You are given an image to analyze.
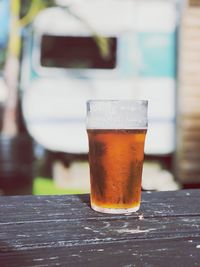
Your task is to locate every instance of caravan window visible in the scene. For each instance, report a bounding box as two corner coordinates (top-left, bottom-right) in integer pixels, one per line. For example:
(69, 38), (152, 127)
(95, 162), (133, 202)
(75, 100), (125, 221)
(40, 35), (117, 69)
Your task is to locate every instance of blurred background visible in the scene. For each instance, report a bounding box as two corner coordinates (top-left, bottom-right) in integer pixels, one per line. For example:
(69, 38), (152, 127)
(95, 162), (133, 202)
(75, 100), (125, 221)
(0, 0), (199, 196)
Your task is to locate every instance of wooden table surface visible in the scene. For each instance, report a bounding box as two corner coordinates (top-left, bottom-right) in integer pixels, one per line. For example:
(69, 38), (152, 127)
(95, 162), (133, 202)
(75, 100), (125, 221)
(0, 189), (200, 267)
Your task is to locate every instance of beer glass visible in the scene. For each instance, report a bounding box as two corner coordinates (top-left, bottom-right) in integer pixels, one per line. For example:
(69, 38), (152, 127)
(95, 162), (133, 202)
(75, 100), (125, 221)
(86, 100), (148, 214)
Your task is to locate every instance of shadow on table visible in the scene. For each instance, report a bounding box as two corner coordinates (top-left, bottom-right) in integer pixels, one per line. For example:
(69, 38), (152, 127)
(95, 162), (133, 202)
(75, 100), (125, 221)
(77, 194), (91, 209)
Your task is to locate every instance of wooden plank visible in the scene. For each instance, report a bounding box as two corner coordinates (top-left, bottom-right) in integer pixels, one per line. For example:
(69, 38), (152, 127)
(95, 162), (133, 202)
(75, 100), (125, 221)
(180, 75), (200, 84)
(181, 151), (200, 160)
(0, 191), (200, 266)
(183, 7), (200, 15)
(178, 161), (200, 171)
(189, 0), (200, 7)
(177, 172), (200, 183)
(179, 119), (200, 129)
(0, 190), (199, 219)
(182, 130), (200, 140)
(0, 237), (200, 267)
(181, 28), (200, 38)
(178, 87), (200, 97)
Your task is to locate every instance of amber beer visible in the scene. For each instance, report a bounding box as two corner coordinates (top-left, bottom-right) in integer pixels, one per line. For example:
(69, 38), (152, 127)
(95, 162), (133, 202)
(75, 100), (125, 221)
(86, 100), (148, 214)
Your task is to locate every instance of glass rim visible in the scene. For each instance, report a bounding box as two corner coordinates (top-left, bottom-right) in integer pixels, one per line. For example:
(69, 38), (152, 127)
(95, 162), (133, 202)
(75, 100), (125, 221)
(87, 99), (148, 105)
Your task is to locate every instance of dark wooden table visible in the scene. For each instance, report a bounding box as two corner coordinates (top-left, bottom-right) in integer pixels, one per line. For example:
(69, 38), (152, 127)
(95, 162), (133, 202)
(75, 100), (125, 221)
(0, 189), (200, 267)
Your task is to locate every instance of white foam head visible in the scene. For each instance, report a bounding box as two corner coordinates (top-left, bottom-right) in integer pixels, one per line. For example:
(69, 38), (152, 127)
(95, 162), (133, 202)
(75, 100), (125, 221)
(86, 100), (148, 129)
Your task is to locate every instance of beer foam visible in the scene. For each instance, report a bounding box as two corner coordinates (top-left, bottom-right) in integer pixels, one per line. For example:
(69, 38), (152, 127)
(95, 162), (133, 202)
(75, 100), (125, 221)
(86, 100), (148, 129)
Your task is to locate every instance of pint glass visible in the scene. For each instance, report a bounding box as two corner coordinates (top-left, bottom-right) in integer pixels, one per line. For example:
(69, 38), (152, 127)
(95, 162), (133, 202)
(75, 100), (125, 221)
(86, 100), (148, 214)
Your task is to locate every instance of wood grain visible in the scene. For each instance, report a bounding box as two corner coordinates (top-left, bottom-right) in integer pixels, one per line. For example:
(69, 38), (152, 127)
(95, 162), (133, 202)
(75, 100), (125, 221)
(0, 190), (200, 266)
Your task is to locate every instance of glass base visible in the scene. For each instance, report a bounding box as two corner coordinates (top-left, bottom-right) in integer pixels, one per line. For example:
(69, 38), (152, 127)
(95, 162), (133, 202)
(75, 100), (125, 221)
(91, 203), (140, 214)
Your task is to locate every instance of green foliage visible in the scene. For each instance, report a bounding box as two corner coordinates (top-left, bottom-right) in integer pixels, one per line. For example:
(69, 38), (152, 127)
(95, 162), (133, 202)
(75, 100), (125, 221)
(20, 0), (55, 19)
(0, 47), (6, 70)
